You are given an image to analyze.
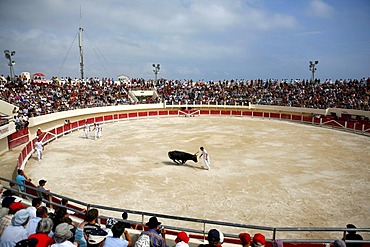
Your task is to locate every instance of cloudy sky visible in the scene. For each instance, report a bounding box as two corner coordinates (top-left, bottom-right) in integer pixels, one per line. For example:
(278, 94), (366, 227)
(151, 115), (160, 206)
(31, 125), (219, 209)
(0, 0), (369, 81)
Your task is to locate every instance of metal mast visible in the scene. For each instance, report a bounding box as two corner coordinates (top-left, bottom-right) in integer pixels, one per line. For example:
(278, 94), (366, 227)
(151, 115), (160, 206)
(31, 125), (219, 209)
(79, 5), (84, 80)
(79, 27), (84, 80)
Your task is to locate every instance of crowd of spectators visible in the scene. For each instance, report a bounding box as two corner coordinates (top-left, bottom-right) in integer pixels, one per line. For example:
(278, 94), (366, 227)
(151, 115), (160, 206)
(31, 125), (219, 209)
(0, 180), (366, 246)
(156, 78), (370, 109)
(0, 75), (369, 120)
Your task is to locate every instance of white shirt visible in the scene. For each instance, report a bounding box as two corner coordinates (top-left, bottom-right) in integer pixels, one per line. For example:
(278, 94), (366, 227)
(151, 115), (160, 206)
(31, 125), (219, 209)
(0, 225), (29, 247)
(27, 206), (37, 218)
(25, 216), (41, 235)
(35, 141), (43, 150)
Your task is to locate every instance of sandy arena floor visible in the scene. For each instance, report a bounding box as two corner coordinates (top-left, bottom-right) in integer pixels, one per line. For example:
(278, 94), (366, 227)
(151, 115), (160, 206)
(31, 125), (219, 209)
(3, 116), (370, 239)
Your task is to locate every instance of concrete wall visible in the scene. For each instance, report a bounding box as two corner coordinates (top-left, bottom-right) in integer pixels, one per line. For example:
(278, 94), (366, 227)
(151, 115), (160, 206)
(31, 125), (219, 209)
(0, 99), (17, 115)
(0, 122), (16, 155)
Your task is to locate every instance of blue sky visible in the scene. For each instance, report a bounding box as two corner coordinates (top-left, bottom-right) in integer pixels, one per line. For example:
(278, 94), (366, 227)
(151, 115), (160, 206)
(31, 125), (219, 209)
(0, 0), (369, 81)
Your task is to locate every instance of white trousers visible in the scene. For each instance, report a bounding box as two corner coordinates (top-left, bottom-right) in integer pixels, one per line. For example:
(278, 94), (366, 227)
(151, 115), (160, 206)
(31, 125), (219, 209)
(203, 158), (211, 170)
(36, 149), (43, 160)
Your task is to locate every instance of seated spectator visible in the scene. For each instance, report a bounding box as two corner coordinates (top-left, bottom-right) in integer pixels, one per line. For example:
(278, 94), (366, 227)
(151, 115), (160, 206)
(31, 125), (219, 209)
(0, 209), (31, 245)
(343, 224), (363, 247)
(51, 207), (73, 232)
(51, 222), (76, 247)
(36, 180), (49, 200)
(175, 231), (189, 247)
(238, 233), (251, 247)
(1, 189), (22, 208)
(74, 213), (88, 247)
(103, 221), (132, 247)
(27, 197), (42, 219)
(252, 233), (266, 247)
(146, 216), (166, 247)
(60, 198), (74, 215)
(199, 229), (224, 247)
(28, 217), (54, 246)
(135, 216), (166, 247)
(122, 212), (130, 227)
(0, 202), (26, 236)
(84, 208), (103, 241)
(25, 206), (49, 236)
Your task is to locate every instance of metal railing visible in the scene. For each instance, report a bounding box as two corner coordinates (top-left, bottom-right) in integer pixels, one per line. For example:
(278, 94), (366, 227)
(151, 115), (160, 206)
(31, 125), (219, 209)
(1, 177), (369, 245)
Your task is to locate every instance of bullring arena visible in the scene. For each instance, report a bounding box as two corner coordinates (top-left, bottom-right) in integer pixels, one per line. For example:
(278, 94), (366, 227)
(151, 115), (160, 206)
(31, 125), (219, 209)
(1, 106), (370, 243)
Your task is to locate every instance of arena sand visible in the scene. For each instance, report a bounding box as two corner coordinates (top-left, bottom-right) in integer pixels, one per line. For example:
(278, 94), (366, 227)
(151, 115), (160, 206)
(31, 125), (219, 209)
(2, 116), (370, 239)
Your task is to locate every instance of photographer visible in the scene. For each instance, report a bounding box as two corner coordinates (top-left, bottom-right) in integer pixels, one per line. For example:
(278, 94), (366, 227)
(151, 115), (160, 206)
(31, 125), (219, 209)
(136, 216), (166, 247)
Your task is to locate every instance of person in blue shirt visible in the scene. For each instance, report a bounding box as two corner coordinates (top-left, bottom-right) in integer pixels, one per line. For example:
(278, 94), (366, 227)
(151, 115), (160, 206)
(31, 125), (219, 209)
(103, 221), (132, 247)
(15, 169), (31, 193)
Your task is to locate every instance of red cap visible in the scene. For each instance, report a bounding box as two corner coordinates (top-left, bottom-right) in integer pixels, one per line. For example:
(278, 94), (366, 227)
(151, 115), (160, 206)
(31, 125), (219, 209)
(253, 233), (266, 245)
(9, 202), (27, 212)
(239, 233), (251, 244)
(176, 231), (189, 243)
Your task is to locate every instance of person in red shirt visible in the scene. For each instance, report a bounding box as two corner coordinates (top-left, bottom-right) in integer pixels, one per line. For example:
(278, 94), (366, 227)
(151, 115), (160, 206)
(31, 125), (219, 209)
(28, 218), (54, 247)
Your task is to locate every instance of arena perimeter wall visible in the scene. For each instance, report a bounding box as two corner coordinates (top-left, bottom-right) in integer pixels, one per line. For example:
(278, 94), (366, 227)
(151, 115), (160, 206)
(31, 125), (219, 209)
(2, 103), (370, 247)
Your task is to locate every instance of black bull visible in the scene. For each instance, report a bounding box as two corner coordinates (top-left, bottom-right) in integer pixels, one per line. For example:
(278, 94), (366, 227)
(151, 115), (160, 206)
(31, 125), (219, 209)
(168, 150), (198, 164)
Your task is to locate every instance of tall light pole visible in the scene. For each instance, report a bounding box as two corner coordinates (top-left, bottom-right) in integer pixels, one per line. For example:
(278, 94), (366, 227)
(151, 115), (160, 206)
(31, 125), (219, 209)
(4, 50), (16, 81)
(79, 27), (84, 80)
(309, 60), (318, 81)
(152, 64), (160, 82)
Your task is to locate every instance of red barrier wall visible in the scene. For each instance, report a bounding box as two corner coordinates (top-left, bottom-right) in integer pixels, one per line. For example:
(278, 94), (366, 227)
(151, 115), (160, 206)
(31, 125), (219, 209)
(149, 111), (158, 116)
(8, 128), (29, 149)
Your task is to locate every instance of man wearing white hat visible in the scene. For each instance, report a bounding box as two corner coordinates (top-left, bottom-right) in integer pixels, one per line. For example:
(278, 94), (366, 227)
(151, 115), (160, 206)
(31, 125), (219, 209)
(0, 209), (30, 246)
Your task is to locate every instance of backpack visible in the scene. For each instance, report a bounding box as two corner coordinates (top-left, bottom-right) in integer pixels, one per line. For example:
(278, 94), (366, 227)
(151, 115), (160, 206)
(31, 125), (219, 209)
(135, 231), (151, 247)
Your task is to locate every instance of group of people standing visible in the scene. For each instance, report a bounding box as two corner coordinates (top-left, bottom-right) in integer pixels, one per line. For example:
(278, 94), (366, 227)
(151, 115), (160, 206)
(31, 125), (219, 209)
(84, 121), (103, 140)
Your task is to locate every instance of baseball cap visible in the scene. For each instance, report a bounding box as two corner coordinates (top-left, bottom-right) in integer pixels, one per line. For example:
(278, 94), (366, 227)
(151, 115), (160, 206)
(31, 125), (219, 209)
(208, 229), (224, 244)
(253, 233), (266, 246)
(239, 233), (251, 244)
(176, 231), (190, 243)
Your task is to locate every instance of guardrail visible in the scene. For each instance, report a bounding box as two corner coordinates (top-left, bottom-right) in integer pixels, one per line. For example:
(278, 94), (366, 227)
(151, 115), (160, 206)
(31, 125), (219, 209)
(1, 176), (369, 246)
(6, 107), (370, 246)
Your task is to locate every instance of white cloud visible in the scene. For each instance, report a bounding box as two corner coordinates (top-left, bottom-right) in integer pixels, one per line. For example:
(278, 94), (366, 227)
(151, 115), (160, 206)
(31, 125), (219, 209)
(308, 0), (335, 18)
